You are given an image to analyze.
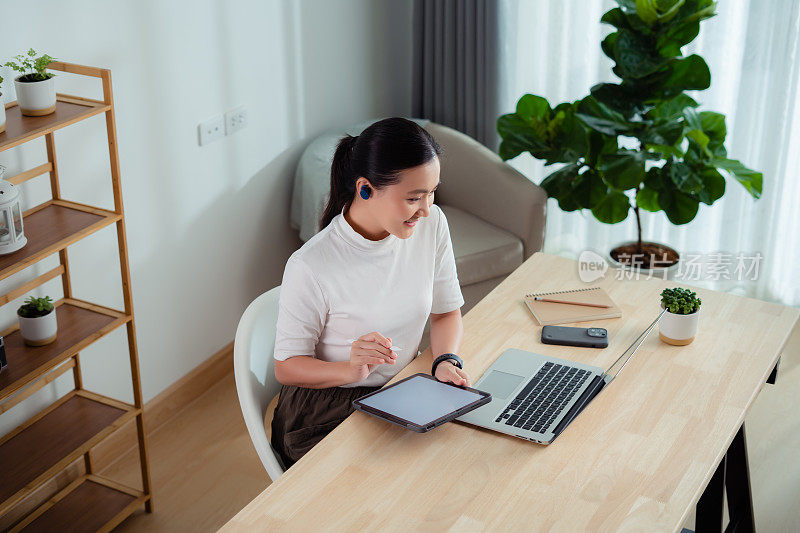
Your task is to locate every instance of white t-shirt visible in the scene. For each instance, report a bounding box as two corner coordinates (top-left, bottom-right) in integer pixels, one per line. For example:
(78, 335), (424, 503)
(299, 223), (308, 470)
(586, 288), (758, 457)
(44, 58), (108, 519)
(273, 203), (464, 387)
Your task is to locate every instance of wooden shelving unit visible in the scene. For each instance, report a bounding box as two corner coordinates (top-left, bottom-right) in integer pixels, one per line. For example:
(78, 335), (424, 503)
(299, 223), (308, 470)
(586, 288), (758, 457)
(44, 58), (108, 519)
(0, 63), (152, 530)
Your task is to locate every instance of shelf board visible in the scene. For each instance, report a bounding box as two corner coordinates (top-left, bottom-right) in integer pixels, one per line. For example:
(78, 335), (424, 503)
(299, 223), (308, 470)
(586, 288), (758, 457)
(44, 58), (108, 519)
(0, 94), (111, 153)
(0, 299), (130, 403)
(0, 390), (138, 515)
(11, 475), (145, 533)
(0, 200), (121, 282)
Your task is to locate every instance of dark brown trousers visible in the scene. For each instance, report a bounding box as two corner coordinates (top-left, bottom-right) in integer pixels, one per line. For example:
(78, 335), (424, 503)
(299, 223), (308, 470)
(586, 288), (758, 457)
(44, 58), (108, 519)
(270, 383), (381, 470)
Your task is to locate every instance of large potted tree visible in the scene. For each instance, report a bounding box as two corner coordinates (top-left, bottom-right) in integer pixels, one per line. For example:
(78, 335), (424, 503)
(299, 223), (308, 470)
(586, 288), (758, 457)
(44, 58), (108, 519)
(497, 0), (762, 275)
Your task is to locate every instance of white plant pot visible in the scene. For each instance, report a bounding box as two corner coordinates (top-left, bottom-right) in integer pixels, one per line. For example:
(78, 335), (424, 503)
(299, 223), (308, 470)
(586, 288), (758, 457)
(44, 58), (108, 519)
(0, 93), (6, 134)
(0, 93), (6, 133)
(658, 306), (700, 346)
(608, 240), (680, 280)
(14, 75), (56, 116)
(18, 308), (58, 346)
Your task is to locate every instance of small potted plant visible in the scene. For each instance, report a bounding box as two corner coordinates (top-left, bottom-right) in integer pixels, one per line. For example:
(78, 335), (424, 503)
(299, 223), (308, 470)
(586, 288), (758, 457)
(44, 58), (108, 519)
(17, 296), (57, 346)
(0, 73), (6, 134)
(659, 287), (701, 346)
(4, 49), (57, 117)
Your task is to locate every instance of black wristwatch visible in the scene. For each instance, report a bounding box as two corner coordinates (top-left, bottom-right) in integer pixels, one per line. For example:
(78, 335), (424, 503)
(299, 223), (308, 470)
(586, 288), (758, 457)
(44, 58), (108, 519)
(432, 353), (463, 376)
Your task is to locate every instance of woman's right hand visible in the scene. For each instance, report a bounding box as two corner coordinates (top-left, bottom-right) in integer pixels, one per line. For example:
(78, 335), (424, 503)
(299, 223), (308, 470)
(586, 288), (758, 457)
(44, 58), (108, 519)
(348, 331), (397, 383)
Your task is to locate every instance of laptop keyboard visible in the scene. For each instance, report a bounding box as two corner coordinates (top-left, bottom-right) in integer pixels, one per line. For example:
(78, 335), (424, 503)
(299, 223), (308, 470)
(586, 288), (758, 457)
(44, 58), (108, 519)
(494, 362), (590, 433)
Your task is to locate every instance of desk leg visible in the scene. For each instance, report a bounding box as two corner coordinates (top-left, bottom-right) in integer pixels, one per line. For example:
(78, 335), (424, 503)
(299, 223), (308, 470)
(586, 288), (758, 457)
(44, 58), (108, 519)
(696, 456), (725, 532)
(694, 423), (755, 533)
(725, 425), (756, 532)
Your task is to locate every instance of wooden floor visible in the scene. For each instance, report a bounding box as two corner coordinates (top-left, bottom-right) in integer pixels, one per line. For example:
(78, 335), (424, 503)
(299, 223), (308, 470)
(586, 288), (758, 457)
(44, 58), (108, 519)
(107, 323), (800, 532)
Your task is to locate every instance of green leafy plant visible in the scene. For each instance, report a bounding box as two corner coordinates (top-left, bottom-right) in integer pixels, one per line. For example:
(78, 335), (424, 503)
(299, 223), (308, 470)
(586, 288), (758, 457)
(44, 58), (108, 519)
(17, 296), (54, 318)
(4, 49), (56, 83)
(660, 287), (701, 314)
(497, 0), (761, 259)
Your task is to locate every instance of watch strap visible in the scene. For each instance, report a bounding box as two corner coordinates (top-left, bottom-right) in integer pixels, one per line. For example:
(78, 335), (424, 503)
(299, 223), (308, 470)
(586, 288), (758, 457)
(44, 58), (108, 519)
(432, 353), (463, 376)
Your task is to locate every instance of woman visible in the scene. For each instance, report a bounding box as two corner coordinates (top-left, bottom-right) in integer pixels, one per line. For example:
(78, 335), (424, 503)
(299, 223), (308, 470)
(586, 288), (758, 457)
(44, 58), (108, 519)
(270, 117), (471, 470)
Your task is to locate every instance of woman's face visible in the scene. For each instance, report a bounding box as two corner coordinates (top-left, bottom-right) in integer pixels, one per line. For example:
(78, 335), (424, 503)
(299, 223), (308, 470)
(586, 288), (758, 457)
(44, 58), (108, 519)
(359, 158), (441, 240)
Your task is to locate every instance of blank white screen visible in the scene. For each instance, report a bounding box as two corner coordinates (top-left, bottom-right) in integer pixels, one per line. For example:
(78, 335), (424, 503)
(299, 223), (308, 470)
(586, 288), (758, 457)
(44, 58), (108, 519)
(358, 375), (484, 426)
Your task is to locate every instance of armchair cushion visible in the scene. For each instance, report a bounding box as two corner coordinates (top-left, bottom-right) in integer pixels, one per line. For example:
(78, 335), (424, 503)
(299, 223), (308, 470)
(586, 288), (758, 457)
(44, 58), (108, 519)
(440, 204), (523, 286)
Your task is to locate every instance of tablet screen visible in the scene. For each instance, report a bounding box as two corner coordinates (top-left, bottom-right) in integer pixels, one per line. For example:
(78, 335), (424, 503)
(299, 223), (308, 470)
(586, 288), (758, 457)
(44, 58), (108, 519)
(357, 374), (486, 426)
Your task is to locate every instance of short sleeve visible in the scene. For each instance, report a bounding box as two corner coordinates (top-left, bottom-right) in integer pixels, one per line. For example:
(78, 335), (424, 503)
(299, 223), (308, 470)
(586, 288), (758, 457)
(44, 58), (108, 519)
(273, 256), (328, 361)
(431, 206), (465, 314)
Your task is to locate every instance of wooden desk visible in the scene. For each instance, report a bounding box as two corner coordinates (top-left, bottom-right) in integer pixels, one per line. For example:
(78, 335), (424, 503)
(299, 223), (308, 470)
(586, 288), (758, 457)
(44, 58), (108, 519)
(222, 252), (798, 531)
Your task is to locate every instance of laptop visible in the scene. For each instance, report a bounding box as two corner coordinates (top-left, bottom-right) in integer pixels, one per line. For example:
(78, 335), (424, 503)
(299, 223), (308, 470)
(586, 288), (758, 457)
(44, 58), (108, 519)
(455, 310), (665, 444)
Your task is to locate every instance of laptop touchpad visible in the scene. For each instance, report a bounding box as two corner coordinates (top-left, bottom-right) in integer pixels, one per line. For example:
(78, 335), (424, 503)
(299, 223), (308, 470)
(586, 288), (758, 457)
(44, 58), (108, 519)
(479, 370), (525, 400)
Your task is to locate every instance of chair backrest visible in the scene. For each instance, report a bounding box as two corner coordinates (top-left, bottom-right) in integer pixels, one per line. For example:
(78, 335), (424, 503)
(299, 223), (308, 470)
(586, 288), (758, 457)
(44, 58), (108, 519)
(233, 286), (285, 481)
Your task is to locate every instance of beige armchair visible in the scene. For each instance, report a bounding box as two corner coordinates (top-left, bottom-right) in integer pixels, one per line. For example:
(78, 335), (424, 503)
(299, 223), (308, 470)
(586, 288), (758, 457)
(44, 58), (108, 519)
(424, 122), (547, 315)
(289, 119), (547, 323)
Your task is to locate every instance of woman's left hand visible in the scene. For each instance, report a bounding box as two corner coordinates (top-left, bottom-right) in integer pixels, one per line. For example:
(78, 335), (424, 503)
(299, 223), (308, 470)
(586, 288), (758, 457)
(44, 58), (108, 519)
(434, 361), (471, 387)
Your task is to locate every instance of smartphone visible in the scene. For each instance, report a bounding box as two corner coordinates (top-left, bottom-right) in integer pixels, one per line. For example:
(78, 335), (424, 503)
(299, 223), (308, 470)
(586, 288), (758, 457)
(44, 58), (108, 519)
(541, 325), (609, 348)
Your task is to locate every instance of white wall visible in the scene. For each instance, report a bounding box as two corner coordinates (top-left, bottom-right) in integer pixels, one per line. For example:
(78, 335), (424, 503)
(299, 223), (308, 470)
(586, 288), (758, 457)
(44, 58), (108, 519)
(0, 0), (414, 433)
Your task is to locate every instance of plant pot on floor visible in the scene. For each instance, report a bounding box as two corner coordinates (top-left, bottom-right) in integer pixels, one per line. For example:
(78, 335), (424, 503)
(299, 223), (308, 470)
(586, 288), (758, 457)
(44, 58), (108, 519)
(609, 241), (680, 280)
(14, 75), (56, 116)
(659, 305), (699, 345)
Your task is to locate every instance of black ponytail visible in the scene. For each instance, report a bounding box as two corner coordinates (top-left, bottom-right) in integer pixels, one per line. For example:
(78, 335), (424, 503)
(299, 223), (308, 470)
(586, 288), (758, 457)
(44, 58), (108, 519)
(319, 117), (442, 229)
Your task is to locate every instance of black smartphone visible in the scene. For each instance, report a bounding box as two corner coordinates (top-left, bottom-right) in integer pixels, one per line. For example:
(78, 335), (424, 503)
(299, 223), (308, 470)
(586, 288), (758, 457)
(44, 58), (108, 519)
(541, 325), (609, 348)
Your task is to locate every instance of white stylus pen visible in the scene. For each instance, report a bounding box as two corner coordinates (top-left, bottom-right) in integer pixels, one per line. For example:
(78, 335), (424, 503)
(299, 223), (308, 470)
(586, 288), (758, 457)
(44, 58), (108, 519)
(345, 338), (403, 351)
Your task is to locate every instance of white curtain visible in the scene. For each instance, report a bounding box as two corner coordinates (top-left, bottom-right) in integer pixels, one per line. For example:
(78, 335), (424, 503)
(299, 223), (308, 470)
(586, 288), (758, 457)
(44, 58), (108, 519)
(498, 0), (800, 307)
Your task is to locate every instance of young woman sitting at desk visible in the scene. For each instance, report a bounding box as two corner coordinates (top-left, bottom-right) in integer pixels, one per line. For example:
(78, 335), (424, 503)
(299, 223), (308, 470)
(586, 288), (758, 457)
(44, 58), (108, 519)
(271, 117), (472, 469)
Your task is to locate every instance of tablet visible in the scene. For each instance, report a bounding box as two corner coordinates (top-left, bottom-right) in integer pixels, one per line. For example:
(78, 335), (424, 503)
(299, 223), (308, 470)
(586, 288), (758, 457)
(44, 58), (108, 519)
(352, 373), (492, 433)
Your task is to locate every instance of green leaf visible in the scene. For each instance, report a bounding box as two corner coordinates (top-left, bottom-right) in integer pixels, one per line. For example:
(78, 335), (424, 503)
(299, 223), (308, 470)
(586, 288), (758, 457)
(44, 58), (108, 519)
(598, 150), (647, 190)
(656, 20), (699, 56)
(635, 0), (659, 25)
(651, 54), (710, 97)
(587, 131), (618, 166)
(686, 129), (710, 153)
(712, 157), (762, 199)
(613, 30), (666, 78)
(516, 94), (551, 122)
(591, 191), (631, 224)
(647, 94), (698, 120)
(572, 169), (607, 209)
(636, 186), (661, 211)
(497, 113), (548, 161)
(658, 182), (700, 224)
(695, 166), (726, 204)
(642, 120), (685, 145)
(539, 163), (581, 199)
(601, 8), (628, 29)
(576, 96), (631, 136)
(666, 161), (703, 193)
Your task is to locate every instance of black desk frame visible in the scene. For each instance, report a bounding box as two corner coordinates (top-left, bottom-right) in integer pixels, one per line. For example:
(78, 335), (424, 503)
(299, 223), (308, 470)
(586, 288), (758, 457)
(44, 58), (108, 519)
(691, 357), (780, 533)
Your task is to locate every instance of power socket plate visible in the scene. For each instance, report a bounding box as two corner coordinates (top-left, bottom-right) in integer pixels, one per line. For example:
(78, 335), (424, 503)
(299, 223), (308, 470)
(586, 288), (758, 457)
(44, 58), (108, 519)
(198, 115), (225, 146)
(225, 106), (248, 135)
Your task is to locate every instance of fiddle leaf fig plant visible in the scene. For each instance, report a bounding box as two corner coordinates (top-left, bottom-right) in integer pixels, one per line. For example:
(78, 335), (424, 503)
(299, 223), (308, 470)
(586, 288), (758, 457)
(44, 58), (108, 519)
(497, 0), (761, 255)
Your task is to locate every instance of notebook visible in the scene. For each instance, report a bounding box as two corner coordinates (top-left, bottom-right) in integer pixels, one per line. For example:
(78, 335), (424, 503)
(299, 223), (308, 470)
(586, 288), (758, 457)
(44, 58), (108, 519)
(523, 287), (622, 325)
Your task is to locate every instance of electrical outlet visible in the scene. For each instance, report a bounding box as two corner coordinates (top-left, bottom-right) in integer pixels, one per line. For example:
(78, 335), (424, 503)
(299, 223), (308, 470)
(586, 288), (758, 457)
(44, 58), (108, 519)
(225, 105), (248, 135)
(198, 114), (225, 146)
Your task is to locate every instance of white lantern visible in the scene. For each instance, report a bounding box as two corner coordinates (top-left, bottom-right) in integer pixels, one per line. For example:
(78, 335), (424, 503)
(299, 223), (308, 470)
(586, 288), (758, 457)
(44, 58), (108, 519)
(0, 180), (27, 254)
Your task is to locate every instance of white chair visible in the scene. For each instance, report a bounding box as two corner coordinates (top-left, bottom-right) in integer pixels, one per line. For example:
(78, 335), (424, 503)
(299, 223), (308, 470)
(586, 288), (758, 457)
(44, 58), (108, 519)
(233, 286), (285, 482)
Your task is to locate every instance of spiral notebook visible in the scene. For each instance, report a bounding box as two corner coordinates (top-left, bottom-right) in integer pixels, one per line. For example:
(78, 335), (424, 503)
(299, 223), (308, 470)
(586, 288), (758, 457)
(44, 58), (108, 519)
(523, 287), (621, 325)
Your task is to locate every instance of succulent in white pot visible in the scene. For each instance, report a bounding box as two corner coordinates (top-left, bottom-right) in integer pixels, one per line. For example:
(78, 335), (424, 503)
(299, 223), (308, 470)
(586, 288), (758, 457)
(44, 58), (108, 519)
(0, 73), (6, 134)
(659, 287), (701, 346)
(17, 295), (57, 346)
(5, 49), (57, 117)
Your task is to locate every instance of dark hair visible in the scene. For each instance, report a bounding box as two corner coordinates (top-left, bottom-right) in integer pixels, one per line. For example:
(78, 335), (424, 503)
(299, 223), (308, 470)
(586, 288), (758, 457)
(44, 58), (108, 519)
(320, 117), (442, 229)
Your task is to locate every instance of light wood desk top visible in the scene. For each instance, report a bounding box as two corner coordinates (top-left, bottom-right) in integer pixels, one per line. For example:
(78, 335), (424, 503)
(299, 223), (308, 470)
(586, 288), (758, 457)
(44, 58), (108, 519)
(222, 252), (798, 532)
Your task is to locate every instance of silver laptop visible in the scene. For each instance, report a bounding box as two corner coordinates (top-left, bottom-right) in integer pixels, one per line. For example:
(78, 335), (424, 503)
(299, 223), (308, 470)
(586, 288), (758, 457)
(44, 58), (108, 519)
(455, 310), (665, 444)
